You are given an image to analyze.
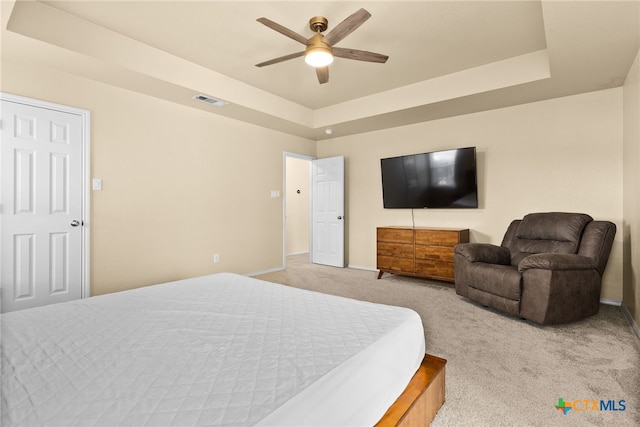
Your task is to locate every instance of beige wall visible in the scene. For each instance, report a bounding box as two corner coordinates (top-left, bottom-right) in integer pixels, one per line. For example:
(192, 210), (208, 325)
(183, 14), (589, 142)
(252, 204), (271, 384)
(285, 157), (310, 255)
(318, 89), (624, 301)
(1, 58), (316, 296)
(623, 48), (640, 330)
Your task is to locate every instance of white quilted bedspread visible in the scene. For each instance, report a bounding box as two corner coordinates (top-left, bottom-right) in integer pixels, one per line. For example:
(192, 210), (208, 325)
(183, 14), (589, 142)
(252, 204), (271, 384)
(1, 273), (424, 426)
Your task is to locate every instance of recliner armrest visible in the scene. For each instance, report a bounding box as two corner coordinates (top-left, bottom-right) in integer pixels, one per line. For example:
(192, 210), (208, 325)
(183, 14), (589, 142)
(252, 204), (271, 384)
(454, 243), (510, 265)
(518, 253), (596, 273)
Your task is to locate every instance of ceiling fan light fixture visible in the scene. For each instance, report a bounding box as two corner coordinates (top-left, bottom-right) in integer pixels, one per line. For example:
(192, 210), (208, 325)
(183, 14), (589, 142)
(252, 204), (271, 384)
(305, 49), (333, 67)
(305, 35), (333, 67)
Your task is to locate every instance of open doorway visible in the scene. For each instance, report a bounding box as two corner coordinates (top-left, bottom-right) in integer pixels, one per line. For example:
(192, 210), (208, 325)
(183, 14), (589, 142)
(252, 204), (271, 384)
(283, 152), (314, 269)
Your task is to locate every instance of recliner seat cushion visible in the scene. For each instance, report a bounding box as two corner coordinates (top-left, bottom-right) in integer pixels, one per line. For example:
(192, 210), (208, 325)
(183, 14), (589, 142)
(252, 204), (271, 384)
(510, 251), (535, 266)
(468, 263), (522, 301)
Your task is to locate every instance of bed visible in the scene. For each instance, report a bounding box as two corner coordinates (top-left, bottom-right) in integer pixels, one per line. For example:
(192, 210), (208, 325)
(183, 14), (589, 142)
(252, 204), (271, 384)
(1, 273), (445, 426)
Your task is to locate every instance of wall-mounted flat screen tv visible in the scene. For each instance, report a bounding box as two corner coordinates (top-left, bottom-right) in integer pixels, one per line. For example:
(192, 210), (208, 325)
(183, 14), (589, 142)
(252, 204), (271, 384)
(381, 146), (478, 209)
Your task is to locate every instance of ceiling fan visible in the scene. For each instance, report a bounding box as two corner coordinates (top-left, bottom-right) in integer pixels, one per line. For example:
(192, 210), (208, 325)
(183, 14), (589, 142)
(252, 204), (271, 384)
(255, 8), (389, 84)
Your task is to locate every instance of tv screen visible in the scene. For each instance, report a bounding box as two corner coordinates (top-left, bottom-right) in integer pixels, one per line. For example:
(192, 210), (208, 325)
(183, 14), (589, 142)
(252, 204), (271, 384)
(381, 147), (478, 209)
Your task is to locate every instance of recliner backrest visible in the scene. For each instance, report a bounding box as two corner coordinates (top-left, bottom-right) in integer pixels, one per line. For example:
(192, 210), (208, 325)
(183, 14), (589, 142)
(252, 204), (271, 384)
(578, 221), (616, 276)
(501, 212), (593, 266)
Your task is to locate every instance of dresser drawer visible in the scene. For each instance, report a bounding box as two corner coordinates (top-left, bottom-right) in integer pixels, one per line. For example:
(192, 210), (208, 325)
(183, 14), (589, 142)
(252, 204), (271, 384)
(415, 260), (455, 281)
(377, 256), (414, 273)
(377, 228), (414, 244)
(415, 245), (455, 262)
(414, 229), (462, 246)
(377, 242), (414, 258)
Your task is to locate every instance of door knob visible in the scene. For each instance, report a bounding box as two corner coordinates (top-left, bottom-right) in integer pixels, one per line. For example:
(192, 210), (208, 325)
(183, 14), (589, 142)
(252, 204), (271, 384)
(337, 216), (343, 220)
(70, 220), (81, 227)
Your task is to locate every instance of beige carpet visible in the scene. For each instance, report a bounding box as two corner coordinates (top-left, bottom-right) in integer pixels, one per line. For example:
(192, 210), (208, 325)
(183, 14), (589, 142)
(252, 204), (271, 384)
(256, 254), (640, 427)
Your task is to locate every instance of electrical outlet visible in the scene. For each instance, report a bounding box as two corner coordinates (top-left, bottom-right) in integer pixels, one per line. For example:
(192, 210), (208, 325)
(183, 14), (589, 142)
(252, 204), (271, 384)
(213, 253), (220, 263)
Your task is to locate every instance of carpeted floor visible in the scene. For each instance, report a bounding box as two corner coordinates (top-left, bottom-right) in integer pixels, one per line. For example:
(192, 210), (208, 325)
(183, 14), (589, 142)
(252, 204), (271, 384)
(256, 254), (640, 426)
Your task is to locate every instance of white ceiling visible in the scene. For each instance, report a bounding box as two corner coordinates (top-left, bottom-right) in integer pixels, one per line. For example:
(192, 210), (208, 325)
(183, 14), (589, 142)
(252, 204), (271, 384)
(2, 1), (639, 140)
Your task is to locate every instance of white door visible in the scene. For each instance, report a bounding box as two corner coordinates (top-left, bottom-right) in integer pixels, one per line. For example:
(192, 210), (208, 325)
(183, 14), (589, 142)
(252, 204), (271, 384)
(1, 97), (87, 312)
(311, 156), (345, 267)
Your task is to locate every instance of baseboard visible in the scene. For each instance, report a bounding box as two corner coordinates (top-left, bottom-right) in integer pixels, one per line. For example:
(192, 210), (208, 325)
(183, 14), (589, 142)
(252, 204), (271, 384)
(286, 251), (309, 256)
(620, 303), (640, 341)
(347, 264), (378, 272)
(247, 266), (284, 277)
(601, 299), (640, 341)
(587, 299), (640, 341)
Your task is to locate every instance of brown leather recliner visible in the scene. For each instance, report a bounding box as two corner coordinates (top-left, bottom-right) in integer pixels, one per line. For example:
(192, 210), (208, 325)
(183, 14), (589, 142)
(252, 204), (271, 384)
(454, 212), (616, 324)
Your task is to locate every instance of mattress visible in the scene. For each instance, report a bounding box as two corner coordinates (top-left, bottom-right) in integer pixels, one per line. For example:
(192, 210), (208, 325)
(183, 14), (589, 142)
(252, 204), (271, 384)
(1, 272), (425, 426)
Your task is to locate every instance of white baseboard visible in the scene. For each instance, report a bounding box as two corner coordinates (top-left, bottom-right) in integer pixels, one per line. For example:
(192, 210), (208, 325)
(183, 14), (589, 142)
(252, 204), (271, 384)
(621, 303), (640, 341)
(601, 299), (639, 341)
(347, 264), (377, 272)
(286, 251), (309, 256)
(247, 266), (284, 277)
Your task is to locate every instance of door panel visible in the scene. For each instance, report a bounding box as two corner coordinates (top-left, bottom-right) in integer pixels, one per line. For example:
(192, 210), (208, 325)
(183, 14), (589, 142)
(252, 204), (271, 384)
(1, 99), (85, 312)
(311, 156), (344, 267)
(13, 234), (35, 299)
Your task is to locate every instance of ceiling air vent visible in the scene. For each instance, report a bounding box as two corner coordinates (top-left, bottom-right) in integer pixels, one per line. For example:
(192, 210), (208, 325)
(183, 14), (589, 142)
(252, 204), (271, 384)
(193, 94), (228, 107)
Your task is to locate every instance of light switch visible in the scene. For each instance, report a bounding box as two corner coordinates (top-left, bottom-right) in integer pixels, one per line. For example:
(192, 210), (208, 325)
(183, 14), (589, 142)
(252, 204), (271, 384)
(271, 190), (280, 198)
(92, 178), (102, 191)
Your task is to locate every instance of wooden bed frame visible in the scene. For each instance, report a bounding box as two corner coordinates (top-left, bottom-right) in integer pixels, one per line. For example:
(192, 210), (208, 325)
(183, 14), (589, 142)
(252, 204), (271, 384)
(376, 354), (447, 426)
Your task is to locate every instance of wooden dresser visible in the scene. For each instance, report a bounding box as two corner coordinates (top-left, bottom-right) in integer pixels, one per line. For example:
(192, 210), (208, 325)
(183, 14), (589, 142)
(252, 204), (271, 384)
(377, 226), (469, 282)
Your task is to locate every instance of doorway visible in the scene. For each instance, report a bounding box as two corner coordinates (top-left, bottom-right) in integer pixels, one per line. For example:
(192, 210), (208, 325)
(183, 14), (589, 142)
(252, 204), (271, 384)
(283, 153), (345, 270)
(283, 152), (313, 269)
